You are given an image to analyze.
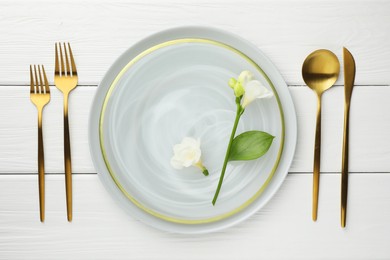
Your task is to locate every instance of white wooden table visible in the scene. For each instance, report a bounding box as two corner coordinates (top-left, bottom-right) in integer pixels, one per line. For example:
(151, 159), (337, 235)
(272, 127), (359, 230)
(1, 1), (389, 259)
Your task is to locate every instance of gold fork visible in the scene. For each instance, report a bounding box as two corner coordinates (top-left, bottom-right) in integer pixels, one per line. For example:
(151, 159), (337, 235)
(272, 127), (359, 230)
(30, 65), (51, 222)
(54, 43), (78, 222)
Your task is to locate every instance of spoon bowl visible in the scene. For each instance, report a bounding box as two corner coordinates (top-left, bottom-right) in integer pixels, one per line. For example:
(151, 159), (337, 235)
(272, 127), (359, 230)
(302, 49), (340, 221)
(302, 50), (340, 94)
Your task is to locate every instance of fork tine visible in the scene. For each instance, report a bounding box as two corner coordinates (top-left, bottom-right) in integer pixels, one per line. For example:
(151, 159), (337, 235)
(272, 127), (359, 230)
(55, 43), (60, 76)
(42, 65), (50, 94)
(67, 43), (77, 75)
(63, 43), (71, 76)
(30, 65), (35, 94)
(38, 65), (44, 94)
(59, 42), (65, 76)
(34, 65), (40, 94)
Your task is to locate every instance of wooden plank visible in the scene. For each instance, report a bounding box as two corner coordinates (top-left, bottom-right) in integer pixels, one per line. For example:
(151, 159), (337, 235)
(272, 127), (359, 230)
(289, 85), (390, 173)
(0, 0), (388, 85)
(0, 174), (389, 259)
(0, 86), (94, 173)
(0, 85), (389, 174)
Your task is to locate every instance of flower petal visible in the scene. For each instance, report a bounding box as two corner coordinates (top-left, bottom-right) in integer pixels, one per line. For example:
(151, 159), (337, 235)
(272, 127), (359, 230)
(238, 70), (254, 87)
(170, 157), (184, 169)
(182, 137), (199, 149)
(233, 82), (245, 97)
(228, 78), (237, 89)
(241, 80), (273, 108)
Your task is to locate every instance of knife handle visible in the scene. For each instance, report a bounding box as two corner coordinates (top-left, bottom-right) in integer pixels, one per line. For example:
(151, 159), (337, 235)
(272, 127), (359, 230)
(341, 102), (350, 228)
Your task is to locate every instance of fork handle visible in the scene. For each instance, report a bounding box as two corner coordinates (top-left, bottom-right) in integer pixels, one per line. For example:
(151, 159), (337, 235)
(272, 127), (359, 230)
(37, 109), (45, 222)
(63, 94), (72, 222)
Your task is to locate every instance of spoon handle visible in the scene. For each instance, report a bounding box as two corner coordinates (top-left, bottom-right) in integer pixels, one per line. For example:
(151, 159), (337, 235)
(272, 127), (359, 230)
(313, 94), (322, 221)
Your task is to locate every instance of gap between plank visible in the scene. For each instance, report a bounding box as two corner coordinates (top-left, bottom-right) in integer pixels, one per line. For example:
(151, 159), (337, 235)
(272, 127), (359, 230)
(0, 172), (389, 176)
(0, 84), (389, 88)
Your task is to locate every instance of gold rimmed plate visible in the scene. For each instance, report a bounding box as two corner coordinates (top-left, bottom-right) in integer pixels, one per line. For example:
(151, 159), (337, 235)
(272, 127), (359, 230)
(89, 27), (297, 233)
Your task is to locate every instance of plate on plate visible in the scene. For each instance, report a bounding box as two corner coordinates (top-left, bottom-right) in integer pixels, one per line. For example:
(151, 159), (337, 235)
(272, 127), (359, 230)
(89, 26), (297, 233)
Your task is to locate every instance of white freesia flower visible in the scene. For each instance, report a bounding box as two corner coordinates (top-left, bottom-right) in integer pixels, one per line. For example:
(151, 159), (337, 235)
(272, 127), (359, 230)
(213, 70), (275, 205)
(237, 70), (274, 108)
(170, 137), (209, 176)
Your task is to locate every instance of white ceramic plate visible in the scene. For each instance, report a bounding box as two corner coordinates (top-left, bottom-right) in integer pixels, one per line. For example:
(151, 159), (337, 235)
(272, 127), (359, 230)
(89, 27), (297, 233)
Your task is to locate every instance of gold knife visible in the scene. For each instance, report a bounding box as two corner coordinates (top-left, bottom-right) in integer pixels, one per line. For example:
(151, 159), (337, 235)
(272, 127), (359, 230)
(341, 47), (356, 228)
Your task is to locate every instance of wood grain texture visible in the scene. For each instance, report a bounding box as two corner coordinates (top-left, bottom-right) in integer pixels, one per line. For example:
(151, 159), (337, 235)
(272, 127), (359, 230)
(0, 85), (389, 174)
(0, 0), (389, 85)
(0, 174), (389, 260)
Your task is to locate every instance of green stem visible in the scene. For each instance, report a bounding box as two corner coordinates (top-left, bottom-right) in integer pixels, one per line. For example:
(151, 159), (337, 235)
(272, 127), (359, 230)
(212, 99), (244, 205)
(194, 161), (209, 176)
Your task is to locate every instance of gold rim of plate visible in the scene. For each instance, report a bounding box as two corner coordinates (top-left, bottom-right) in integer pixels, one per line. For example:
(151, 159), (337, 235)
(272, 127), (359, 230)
(99, 38), (285, 224)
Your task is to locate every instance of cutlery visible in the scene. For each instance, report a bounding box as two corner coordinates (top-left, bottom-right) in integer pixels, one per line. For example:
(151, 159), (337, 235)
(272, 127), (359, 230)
(341, 47), (356, 228)
(302, 49), (340, 221)
(30, 65), (51, 222)
(54, 43), (78, 222)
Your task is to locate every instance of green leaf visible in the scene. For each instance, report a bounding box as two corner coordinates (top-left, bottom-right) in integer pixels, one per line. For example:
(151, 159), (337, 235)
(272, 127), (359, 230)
(228, 131), (274, 161)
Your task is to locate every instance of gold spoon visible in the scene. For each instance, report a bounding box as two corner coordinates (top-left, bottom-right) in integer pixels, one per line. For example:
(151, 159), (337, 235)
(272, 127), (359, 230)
(302, 49), (340, 221)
